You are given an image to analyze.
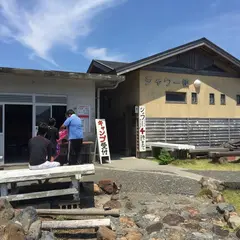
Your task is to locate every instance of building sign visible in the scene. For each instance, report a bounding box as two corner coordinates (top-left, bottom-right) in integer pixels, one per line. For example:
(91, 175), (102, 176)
(95, 119), (111, 164)
(77, 105), (90, 132)
(144, 76), (189, 88)
(138, 105), (146, 152)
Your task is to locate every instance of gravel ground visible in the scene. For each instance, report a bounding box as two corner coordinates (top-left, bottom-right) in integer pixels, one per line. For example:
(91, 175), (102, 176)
(187, 170), (240, 182)
(83, 168), (201, 196)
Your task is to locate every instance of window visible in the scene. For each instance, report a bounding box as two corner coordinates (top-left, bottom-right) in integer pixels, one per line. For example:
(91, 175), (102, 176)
(36, 106), (51, 126)
(220, 94), (226, 105)
(191, 93), (198, 104)
(52, 105), (67, 129)
(166, 92), (186, 103)
(209, 93), (215, 105)
(237, 95), (240, 105)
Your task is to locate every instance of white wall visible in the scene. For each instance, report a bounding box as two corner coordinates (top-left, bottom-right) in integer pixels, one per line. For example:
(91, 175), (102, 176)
(0, 74), (96, 140)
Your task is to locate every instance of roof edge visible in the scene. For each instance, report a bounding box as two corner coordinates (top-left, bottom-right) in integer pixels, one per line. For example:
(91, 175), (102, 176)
(116, 38), (240, 75)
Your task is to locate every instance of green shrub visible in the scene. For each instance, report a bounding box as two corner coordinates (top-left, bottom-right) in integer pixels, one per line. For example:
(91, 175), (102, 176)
(157, 148), (174, 165)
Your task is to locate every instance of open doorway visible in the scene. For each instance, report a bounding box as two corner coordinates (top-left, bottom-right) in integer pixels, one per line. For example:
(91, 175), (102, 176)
(5, 105), (32, 163)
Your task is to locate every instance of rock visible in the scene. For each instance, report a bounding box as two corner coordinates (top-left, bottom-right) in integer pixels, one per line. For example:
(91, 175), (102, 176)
(165, 228), (186, 240)
(40, 231), (55, 240)
(94, 183), (103, 195)
(182, 207), (200, 219)
(99, 179), (114, 194)
(27, 220), (42, 240)
(2, 222), (25, 240)
(125, 200), (135, 210)
(162, 214), (185, 226)
(124, 229), (142, 240)
(13, 207), (38, 233)
(224, 210), (230, 222)
(183, 220), (201, 231)
(236, 228), (240, 239)
(120, 217), (137, 228)
(214, 193), (225, 203)
(199, 177), (218, 191)
(146, 221), (163, 234)
(185, 232), (213, 240)
(216, 203), (236, 214)
(228, 215), (240, 229)
(212, 225), (229, 237)
(97, 226), (116, 240)
(0, 199), (15, 224)
(111, 195), (120, 201)
(103, 200), (121, 210)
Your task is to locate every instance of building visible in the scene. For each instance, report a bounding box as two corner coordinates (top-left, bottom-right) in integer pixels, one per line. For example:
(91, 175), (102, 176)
(0, 67), (124, 164)
(88, 38), (240, 157)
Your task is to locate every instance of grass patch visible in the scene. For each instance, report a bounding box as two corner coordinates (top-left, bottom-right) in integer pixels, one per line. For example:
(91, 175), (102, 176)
(171, 159), (240, 171)
(222, 189), (240, 213)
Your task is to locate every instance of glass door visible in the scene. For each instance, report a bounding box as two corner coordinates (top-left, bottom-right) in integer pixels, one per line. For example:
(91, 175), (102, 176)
(35, 105), (51, 135)
(34, 105), (67, 136)
(0, 105), (3, 164)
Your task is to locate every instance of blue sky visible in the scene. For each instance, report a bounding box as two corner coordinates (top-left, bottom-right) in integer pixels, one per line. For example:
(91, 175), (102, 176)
(0, 0), (239, 72)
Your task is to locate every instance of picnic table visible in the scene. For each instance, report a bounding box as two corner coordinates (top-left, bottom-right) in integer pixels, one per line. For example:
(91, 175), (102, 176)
(0, 164), (95, 202)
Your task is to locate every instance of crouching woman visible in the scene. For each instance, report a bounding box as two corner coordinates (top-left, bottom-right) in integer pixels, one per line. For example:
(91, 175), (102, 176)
(28, 122), (60, 170)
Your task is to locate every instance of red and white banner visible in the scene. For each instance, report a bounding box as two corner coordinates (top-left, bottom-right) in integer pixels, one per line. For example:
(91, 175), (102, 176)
(95, 119), (111, 163)
(138, 106), (146, 152)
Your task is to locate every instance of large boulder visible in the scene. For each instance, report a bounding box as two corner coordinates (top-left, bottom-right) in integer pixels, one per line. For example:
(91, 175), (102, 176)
(99, 179), (114, 194)
(2, 222), (25, 240)
(12, 207), (38, 233)
(145, 221), (163, 234)
(97, 226), (116, 240)
(0, 199), (15, 224)
(162, 214), (185, 226)
(103, 200), (122, 210)
(27, 220), (42, 240)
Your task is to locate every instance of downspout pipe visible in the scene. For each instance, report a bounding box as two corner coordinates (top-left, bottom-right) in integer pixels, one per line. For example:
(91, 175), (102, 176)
(97, 78), (125, 119)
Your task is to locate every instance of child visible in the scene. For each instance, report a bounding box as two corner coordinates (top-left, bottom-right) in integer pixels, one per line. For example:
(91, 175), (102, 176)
(46, 117), (59, 160)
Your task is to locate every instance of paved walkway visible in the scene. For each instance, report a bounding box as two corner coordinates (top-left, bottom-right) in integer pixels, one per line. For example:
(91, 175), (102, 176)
(95, 157), (211, 182)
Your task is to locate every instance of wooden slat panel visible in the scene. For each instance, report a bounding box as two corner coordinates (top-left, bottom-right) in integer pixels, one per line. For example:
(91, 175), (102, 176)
(1, 188), (78, 201)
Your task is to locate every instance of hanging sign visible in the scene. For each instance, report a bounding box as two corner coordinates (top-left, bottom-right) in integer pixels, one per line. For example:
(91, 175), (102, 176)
(95, 119), (111, 164)
(138, 105), (146, 152)
(77, 105), (90, 132)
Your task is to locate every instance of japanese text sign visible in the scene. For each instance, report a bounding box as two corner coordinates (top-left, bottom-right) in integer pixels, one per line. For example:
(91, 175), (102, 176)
(138, 106), (146, 152)
(95, 119), (110, 158)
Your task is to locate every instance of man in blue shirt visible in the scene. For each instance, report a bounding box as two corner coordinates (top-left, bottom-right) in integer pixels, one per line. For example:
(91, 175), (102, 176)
(61, 109), (83, 165)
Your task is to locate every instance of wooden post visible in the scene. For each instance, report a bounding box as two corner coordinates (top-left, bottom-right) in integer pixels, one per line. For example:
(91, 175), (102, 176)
(36, 209), (120, 216)
(41, 219), (111, 230)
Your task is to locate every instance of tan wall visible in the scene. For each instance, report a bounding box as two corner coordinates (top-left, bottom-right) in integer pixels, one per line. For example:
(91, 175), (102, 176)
(139, 70), (240, 118)
(105, 70), (140, 118)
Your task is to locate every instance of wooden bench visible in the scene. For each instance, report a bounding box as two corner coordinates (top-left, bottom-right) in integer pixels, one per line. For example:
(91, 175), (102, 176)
(209, 151), (240, 163)
(0, 164), (95, 202)
(189, 147), (228, 158)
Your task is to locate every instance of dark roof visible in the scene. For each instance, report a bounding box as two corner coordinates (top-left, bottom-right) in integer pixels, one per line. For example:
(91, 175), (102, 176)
(87, 38), (240, 75)
(94, 60), (128, 70)
(115, 37), (240, 75)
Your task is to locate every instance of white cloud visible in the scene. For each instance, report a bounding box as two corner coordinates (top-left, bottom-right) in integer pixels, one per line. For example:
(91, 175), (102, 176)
(0, 0), (122, 65)
(84, 47), (125, 61)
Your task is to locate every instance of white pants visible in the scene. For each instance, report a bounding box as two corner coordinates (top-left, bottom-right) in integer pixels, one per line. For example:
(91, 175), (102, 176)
(29, 161), (60, 170)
